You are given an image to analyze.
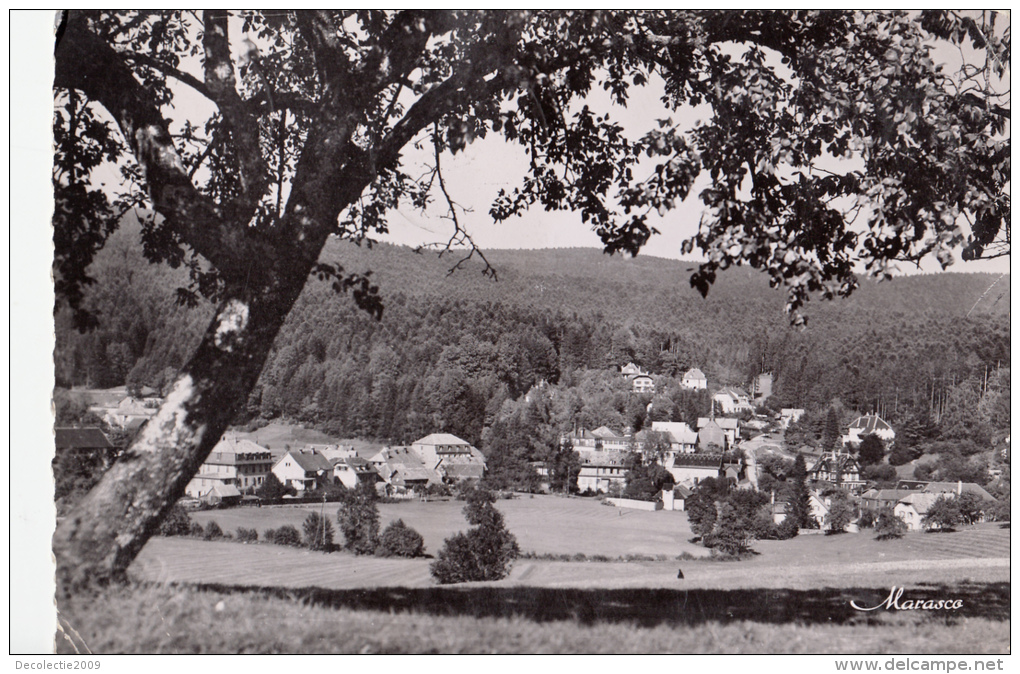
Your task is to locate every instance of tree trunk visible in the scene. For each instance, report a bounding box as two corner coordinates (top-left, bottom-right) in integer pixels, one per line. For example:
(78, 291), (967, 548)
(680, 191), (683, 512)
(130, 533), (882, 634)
(52, 265), (312, 592)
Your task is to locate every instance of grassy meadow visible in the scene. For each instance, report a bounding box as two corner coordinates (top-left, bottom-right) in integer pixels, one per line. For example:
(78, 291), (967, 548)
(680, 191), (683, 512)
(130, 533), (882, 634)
(57, 495), (1009, 654)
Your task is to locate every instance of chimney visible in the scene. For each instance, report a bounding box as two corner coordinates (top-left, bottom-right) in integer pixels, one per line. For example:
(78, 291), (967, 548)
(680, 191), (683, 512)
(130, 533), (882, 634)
(957, 480), (962, 496)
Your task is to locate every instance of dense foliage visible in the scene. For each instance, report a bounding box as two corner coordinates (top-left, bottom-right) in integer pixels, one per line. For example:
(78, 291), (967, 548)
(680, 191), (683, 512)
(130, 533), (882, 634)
(923, 496), (962, 532)
(336, 482), (381, 554)
(58, 232), (1010, 462)
(158, 505), (193, 537)
(431, 489), (520, 583)
(874, 507), (907, 540)
(376, 519), (426, 558)
(303, 511), (336, 552)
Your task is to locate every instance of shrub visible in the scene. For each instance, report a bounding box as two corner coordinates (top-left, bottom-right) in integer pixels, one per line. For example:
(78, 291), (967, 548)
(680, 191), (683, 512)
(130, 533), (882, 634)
(303, 512), (335, 552)
(262, 528), (276, 542)
(776, 518), (799, 540)
(875, 507), (907, 540)
(236, 527), (258, 543)
(376, 519), (426, 558)
(159, 505), (192, 537)
(713, 503), (753, 556)
(272, 525), (303, 547)
(336, 481), (379, 554)
(202, 520), (224, 540)
(431, 488), (519, 584)
(256, 472), (286, 502)
(455, 479), (481, 501)
(189, 522), (205, 538)
(858, 507), (878, 529)
(888, 444), (921, 466)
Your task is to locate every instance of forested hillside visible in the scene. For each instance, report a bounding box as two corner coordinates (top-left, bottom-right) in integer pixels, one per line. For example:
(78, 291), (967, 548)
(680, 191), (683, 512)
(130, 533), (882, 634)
(55, 218), (1010, 451)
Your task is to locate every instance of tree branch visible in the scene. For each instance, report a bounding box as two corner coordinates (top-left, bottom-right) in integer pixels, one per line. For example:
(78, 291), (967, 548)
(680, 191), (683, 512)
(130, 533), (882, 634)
(55, 14), (252, 278)
(201, 10), (269, 218)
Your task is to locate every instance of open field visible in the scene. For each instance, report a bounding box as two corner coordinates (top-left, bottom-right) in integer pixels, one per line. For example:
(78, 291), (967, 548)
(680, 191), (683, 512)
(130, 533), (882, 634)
(190, 493), (1010, 563)
(192, 494), (704, 558)
(132, 535), (1009, 592)
(57, 581), (1010, 654)
(78, 495), (1010, 654)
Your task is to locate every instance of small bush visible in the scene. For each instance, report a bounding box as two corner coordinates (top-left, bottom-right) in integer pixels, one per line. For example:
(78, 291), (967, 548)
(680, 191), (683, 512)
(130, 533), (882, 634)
(189, 522), (205, 538)
(875, 508), (908, 540)
(203, 520), (224, 540)
(262, 528), (276, 542)
(376, 519), (425, 558)
(272, 525), (303, 547)
(775, 518), (799, 540)
(159, 505), (192, 537)
(236, 527), (258, 543)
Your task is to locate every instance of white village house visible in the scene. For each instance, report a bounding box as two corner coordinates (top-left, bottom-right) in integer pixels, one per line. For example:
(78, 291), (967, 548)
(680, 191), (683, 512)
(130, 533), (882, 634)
(681, 367), (708, 390)
(411, 433), (487, 483)
(712, 387), (754, 414)
(185, 437), (274, 498)
(272, 447), (334, 492)
(844, 414), (895, 445)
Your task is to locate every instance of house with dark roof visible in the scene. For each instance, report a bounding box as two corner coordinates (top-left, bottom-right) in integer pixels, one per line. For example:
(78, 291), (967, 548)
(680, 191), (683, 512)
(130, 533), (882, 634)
(922, 481), (997, 502)
(332, 455), (378, 489)
(860, 488), (920, 512)
(369, 446), (443, 492)
(55, 427), (114, 453)
(809, 450), (866, 492)
(272, 448), (334, 492)
(666, 453), (728, 484)
(845, 415), (895, 445)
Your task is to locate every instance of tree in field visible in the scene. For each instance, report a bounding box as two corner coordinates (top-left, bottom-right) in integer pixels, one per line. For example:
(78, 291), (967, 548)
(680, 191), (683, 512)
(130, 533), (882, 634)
(336, 481), (380, 554)
(302, 510), (335, 552)
(713, 503), (753, 557)
(955, 491), (985, 526)
(685, 490), (718, 542)
(431, 488), (519, 583)
(874, 507), (907, 540)
(376, 519), (426, 558)
(857, 434), (885, 467)
(824, 490), (854, 534)
(923, 495), (962, 532)
(52, 10), (1010, 589)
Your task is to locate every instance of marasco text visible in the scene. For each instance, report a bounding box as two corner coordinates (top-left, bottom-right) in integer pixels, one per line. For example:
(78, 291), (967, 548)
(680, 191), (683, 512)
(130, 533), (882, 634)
(850, 587), (964, 612)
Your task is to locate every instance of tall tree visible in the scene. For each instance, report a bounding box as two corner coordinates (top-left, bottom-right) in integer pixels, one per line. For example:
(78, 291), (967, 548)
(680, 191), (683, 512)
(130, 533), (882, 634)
(788, 453), (812, 529)
(53, 10), (1010, 589)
